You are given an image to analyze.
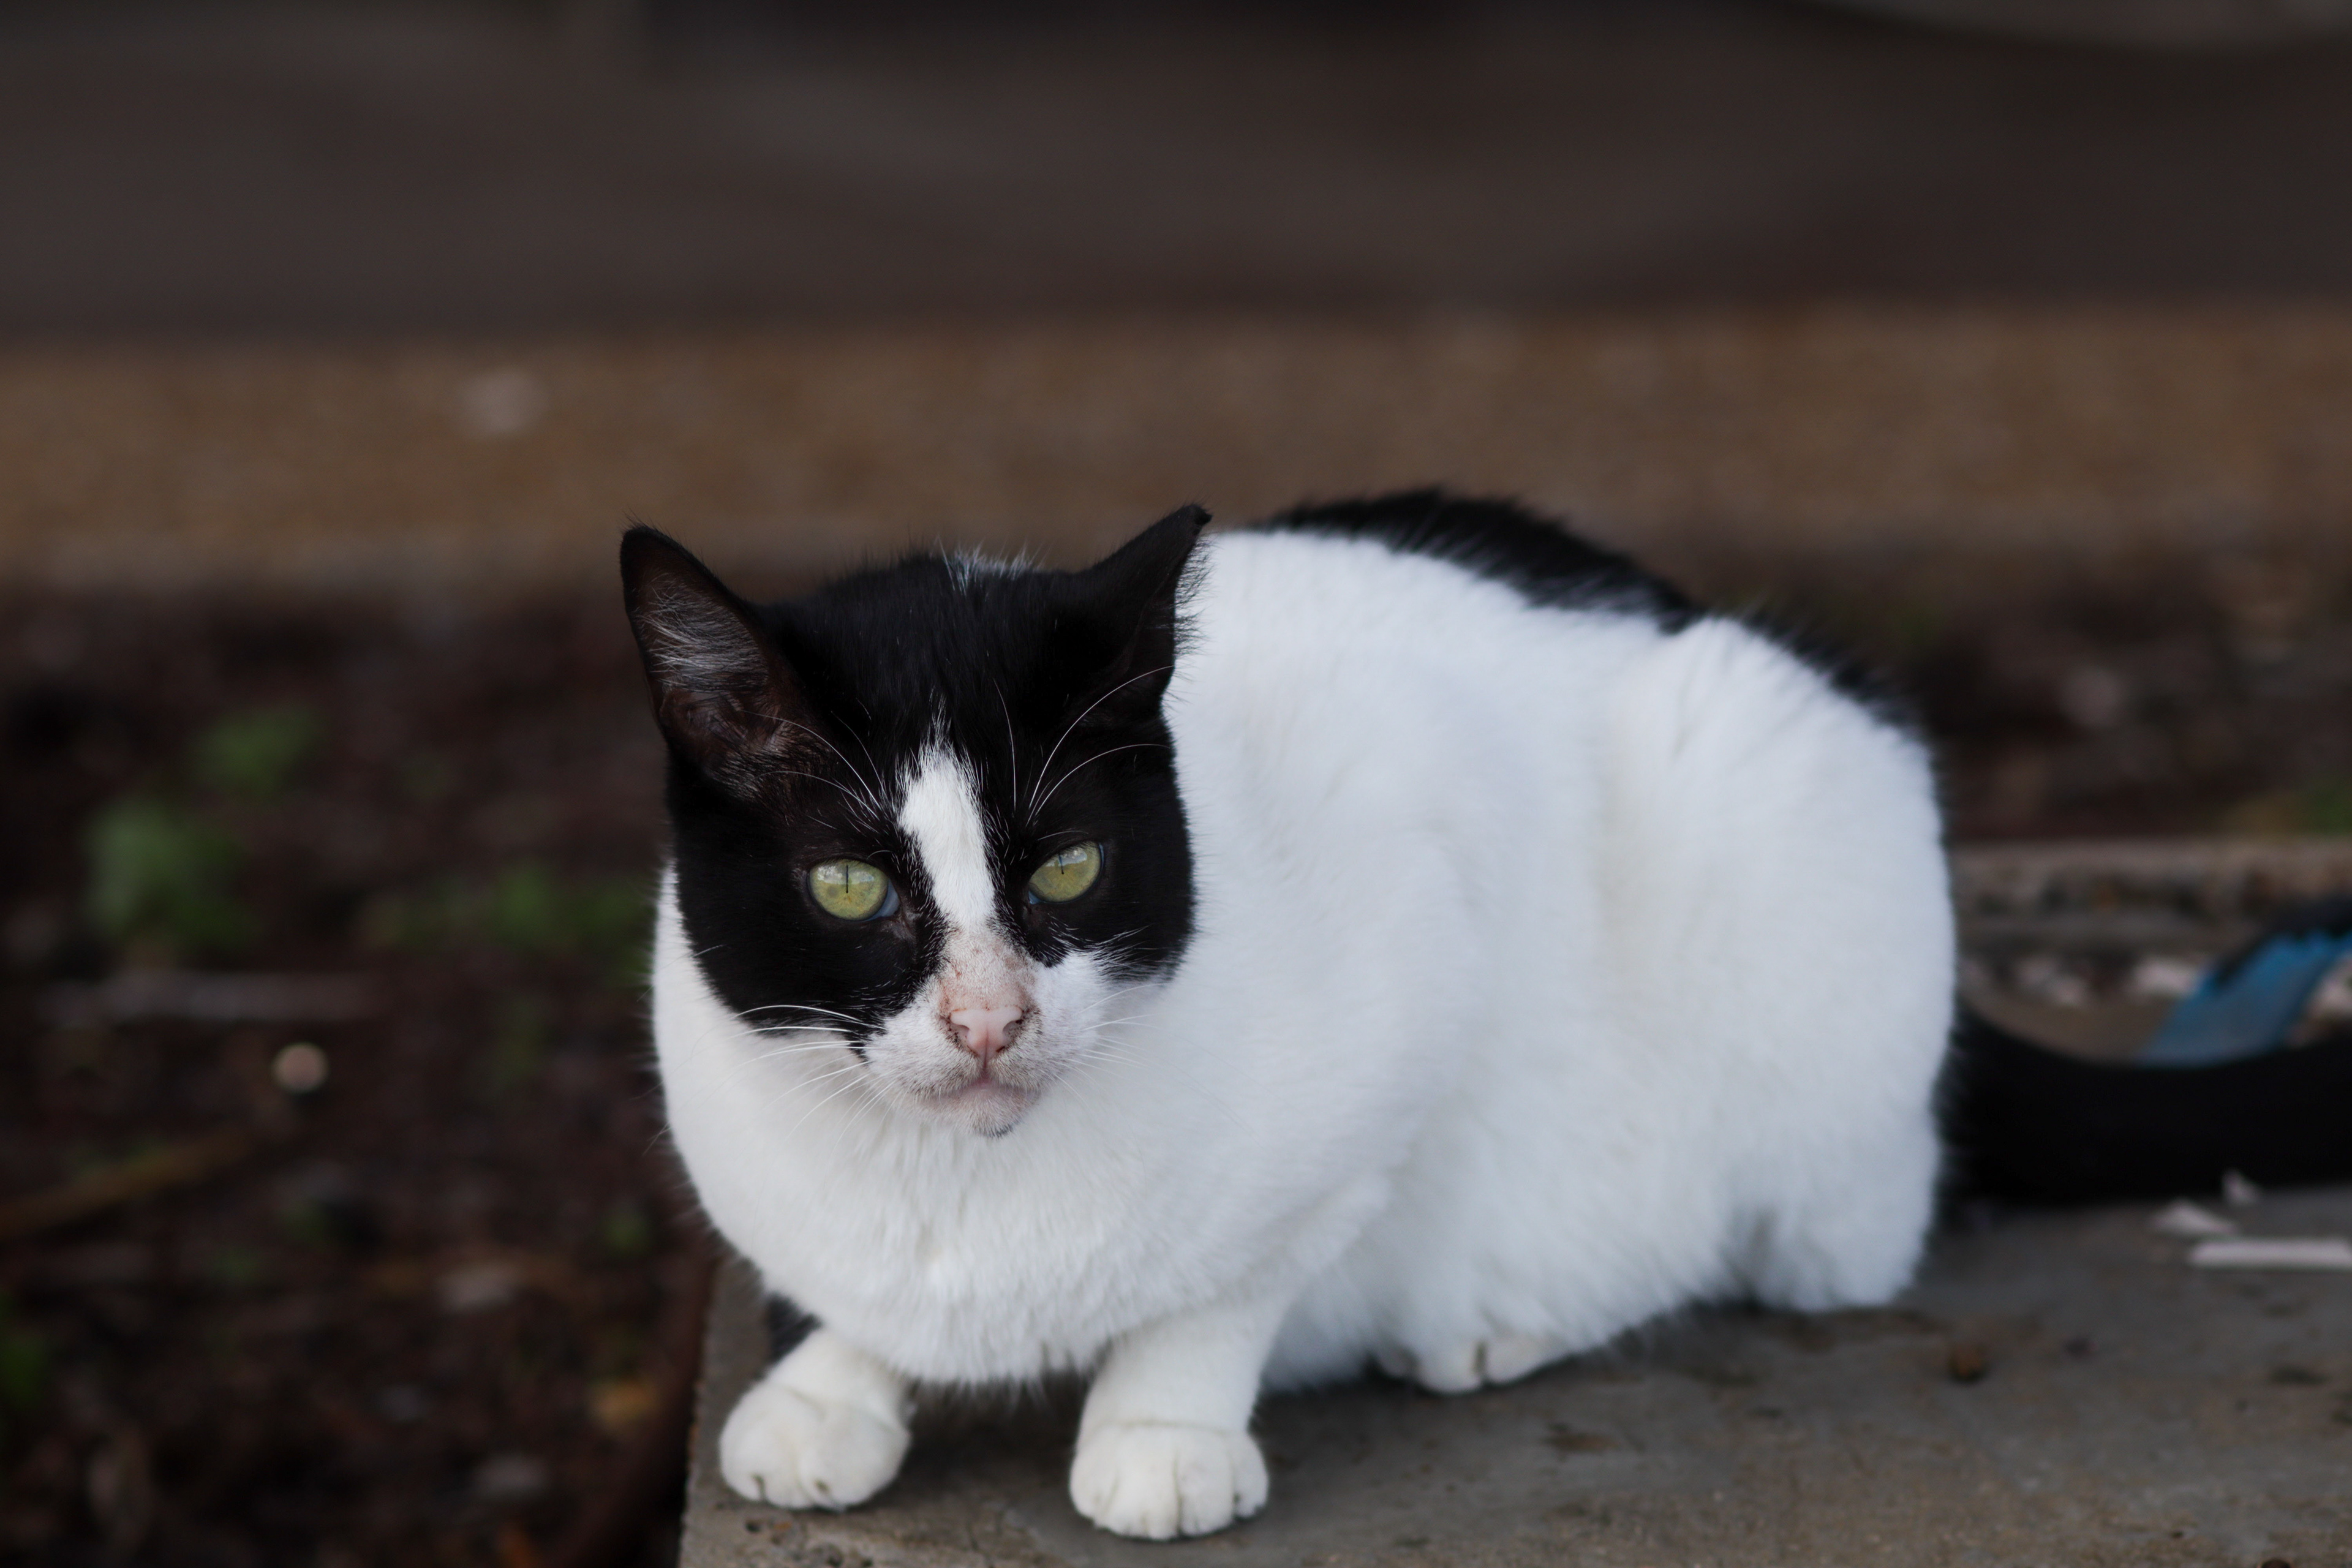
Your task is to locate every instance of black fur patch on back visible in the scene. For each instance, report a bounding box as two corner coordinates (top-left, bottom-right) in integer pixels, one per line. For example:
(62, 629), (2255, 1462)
(1733, 605), (1920, 736)
(1256, 489), (1915, 734)
(1254, 489), (1700, 628)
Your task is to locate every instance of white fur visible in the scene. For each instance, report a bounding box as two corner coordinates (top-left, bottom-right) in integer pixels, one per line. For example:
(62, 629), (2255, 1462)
(721, 1329), (910, 1510)
(656, 530), (1954, 1536)
(866, 747), (1047, 1134)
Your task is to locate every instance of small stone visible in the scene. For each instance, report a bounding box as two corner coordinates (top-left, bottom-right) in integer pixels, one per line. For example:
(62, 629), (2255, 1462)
(375, 1385), (431, 1423)
(471, 1452), (549, 1504)
(1946, 1341), (1990, 1384)
(271, 1042), (328, 1095)
(589, 1375), (657, 1436)
(437, 1259), (524, 1314)
(2057, 663), (2130, 730)
(1543, 1423), (1616, 1454)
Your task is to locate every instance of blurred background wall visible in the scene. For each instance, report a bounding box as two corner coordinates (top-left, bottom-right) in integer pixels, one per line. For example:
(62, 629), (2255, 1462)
(6, 0), (2352, 587)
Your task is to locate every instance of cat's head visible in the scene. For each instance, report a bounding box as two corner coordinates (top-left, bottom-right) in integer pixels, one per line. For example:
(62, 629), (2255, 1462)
(622, 510), (1204, 1136)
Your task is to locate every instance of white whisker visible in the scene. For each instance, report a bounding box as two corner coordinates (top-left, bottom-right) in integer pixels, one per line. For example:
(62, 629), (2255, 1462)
(1027, 664), (1172, 818)
(1031, 741), (1169, 818)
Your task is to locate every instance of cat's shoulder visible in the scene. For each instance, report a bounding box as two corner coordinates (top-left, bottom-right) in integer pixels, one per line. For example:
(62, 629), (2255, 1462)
(1234, 490), (1912, 734)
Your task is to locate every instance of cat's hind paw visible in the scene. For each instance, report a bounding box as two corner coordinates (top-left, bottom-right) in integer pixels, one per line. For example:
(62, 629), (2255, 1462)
(1069, 1421), (1268, 1539)
(719, 1369), (909, 1512)
(1384, 1333), (1569, 1393)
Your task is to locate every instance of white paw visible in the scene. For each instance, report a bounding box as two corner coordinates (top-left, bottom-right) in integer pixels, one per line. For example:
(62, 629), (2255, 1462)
(1069, 1421), (1268, 1540)
(1385, 1333), (1569, 1393)
(1479, 1332), (1567, 1386)
(719, 1372), (909, 1511)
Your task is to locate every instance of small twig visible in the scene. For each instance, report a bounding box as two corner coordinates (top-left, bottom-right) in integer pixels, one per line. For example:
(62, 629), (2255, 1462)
(42, 971), (378, 1028)
(0, 1128), (257, 1244)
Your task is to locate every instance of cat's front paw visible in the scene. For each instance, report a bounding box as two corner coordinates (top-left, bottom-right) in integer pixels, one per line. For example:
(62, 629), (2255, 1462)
(720, 1371), (909, 1511)
(1069, 1421), (1268, 1539)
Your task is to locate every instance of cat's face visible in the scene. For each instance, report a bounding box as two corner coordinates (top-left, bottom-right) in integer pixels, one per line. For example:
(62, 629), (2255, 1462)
(624, 511), (1202, 1136)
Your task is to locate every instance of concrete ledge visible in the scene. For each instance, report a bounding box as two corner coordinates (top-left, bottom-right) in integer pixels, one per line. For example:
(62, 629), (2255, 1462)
(681, 840), (2352, 1567)
(685, 1190), (2352, 1568)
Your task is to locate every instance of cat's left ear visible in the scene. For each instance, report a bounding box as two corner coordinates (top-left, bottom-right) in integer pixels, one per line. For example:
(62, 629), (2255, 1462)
(1056, 504), (1207, 723)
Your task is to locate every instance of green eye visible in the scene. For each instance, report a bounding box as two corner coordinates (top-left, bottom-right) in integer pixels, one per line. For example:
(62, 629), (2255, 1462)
(809, 859), (895, 922)
(1027, 842), (1102, 904)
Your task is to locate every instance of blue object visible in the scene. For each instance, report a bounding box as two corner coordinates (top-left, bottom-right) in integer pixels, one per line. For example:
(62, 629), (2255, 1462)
(2139, 929), (2352, 1068)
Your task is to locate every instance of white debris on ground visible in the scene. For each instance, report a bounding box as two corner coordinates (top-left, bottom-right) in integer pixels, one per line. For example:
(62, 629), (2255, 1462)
(2149, 1200), (2239, 1239)
(2313, 954), (2352, 1019)
(2125, 954), (2207, 1001)
(2013, 953), (2094, 1008)
(2187, 1237), (2352, 1271)
(2288, 951), (2352, 1045)
(2155, 1182), (2352, 1272)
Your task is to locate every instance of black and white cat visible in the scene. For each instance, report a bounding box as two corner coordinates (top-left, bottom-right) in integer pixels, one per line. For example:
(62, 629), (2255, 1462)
(621, 494), (2352, 1541)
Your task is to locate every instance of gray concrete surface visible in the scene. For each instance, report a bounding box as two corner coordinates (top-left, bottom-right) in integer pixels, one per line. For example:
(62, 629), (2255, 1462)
(684, 1189), (2352, 1568)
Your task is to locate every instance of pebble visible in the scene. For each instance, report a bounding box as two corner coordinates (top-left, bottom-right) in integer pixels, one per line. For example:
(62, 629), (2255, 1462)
(271, 1042), (329, 1095)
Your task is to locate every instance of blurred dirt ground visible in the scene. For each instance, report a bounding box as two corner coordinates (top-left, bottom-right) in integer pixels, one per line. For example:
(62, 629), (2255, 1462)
(3, 311), (2350, 1567)
(8, 309), (2352, 590)
(4, 557), (2350, 1567)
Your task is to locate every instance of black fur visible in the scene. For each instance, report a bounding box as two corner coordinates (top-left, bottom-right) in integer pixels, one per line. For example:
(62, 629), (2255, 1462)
(1256, 489), (1916, 733)
(1256, 489), (1700, 627)
(1730, 608), (1919, 735)
(764, 1294), (816, 1366)
(622, 512), (1203, 1046)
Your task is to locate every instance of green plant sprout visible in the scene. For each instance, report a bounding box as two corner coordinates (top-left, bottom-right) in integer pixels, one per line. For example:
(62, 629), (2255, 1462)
(83, 798), (253, 957)
(192, 704), (323, 800)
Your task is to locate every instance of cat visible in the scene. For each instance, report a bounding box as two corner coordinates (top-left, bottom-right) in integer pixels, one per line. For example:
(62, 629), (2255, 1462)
(622, 491), (2352, 1540)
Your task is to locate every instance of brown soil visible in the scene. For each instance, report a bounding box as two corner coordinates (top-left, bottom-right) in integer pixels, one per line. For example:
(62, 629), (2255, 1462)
(1, 560), (2348, 1567)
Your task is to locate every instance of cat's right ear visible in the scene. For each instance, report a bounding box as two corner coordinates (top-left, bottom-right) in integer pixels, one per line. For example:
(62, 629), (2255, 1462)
(620, 527), (812, 785)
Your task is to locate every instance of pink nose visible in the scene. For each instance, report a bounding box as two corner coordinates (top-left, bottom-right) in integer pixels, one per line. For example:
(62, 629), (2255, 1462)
(946, 1006), (1025, 1063)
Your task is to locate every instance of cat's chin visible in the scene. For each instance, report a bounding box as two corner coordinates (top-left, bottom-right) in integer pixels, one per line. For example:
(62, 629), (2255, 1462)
(915, 1077), (1039, 1137)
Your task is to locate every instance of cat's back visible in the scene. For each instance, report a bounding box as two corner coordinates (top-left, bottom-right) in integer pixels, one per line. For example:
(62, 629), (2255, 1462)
(1162, 500), (1951, 1384)
(1167, 500), (1691, 943)
(1174, 502), (1679, 791)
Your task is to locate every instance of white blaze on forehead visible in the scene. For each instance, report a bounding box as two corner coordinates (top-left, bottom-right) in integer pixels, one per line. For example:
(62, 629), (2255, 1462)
(897, 747), (1000, 933)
